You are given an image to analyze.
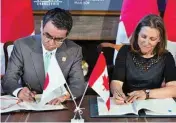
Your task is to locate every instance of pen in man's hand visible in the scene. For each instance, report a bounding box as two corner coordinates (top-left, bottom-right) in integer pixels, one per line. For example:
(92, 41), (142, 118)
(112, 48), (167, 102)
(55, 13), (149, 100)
(26, 83), (37, 103)
(114, 90), (127, 103)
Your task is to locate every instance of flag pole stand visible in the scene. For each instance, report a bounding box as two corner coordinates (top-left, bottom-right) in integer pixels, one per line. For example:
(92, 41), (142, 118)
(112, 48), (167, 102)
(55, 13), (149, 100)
(65, 82), (89, 123)
(71, 106), (84, 123)
(70, 83), (89, 123)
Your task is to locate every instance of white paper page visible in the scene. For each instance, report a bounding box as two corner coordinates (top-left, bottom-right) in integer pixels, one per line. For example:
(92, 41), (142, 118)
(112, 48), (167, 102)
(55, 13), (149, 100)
(97, 97), (137, 115)
(134, 98), (176, 115)
(0, 94), (65, 113)
(145, 110), (176, 115)
(39, 85), (67, 106)
(22, 101), (65, 111)
(0, 95), (26, 113)
(24, 94), (65, 110)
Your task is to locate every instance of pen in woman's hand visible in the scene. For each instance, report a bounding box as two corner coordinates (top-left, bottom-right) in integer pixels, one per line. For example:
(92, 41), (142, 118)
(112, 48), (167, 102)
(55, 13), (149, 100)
(114, 90), (127, 103)
(26, 83), (37, 103)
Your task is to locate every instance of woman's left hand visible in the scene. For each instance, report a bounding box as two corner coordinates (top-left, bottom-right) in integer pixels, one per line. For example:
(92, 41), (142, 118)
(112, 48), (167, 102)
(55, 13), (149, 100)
(47, 93), (70, 105)
(126, 90), (146, 103)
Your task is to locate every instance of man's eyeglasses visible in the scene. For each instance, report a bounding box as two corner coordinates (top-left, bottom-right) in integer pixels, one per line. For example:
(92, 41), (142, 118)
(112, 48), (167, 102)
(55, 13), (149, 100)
(43, 32), (67, 44)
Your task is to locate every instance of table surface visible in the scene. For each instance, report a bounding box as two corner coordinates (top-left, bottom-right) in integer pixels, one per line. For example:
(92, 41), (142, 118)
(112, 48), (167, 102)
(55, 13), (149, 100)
(1, 95), (176, 122)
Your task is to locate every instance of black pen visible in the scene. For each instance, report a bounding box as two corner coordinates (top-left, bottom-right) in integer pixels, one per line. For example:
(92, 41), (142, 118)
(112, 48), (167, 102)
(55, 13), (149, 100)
(26, 83), (37, 103)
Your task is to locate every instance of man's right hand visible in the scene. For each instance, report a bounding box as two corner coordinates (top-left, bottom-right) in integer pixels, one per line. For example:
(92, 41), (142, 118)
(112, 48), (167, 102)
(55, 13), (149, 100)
(17, 87), (36, 102)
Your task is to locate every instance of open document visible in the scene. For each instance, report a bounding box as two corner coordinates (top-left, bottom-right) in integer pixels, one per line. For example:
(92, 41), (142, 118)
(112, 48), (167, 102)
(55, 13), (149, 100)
(97, 97), (176, 116)
(0, 95), (66, 114)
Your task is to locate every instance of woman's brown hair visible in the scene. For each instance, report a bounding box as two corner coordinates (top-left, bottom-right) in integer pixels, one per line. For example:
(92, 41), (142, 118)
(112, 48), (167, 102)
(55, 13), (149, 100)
(130, 14), (167, 56)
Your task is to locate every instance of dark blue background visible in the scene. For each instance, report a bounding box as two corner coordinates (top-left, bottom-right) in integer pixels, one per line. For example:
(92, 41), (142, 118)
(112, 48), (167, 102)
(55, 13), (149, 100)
(32, 0), (166, 11)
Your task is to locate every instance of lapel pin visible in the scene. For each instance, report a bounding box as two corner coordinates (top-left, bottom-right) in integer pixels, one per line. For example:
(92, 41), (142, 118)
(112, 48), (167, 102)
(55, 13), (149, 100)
(62, 57), (66, 62)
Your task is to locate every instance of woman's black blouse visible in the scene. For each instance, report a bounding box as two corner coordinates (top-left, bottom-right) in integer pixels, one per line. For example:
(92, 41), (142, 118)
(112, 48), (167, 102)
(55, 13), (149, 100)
(112, 45), (176, 94)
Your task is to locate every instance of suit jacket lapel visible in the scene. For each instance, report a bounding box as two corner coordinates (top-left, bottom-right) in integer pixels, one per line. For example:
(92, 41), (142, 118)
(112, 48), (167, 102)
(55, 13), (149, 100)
(31, 35), (45, 89)
(55, 42), (67, 75)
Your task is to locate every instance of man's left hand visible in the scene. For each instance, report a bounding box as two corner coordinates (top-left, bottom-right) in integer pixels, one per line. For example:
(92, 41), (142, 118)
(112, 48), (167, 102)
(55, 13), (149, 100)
(126, 90), (146, 103)
(48, 93), (70, 105)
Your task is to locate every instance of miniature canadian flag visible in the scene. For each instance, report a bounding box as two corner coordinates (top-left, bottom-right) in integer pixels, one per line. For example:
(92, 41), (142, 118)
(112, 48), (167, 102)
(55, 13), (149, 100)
(88, 52), (110, 110)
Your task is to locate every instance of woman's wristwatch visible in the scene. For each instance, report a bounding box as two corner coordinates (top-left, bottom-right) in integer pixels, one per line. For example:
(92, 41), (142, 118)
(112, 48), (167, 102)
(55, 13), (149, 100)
(144, 89), (150, 99)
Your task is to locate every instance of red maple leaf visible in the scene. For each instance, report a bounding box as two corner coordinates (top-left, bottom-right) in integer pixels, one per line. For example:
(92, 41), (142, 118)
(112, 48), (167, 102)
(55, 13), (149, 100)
(102, 75), (109, 91)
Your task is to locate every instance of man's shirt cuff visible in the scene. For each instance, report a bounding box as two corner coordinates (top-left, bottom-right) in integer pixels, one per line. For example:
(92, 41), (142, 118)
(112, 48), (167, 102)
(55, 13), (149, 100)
(13, 87), (23, 97)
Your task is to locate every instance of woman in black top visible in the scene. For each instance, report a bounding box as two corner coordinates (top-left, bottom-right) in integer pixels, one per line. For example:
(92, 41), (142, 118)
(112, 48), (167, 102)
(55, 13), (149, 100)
(111, 14), (176, 105)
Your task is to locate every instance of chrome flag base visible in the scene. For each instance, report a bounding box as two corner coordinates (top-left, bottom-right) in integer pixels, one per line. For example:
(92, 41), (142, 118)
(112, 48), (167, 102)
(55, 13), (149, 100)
(71, 107), (85, 123)
(71, 118), (84, 123)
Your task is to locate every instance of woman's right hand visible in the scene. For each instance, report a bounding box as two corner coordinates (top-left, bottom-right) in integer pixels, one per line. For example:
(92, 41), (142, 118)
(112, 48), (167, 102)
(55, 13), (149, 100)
(113, 90), (127, 105)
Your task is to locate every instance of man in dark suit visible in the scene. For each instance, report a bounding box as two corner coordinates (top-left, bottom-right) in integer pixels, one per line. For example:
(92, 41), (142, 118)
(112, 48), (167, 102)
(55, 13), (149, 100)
(2, 8), (85, 105)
